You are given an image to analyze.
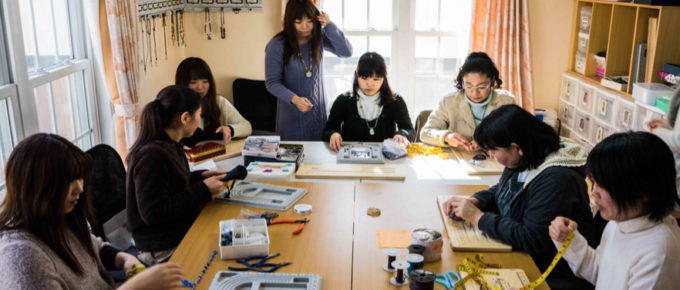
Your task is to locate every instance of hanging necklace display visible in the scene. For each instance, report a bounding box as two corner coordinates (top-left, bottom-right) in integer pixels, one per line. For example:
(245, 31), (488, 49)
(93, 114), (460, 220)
(297, 47), (313, 78)
(179, 10), (185, 46)
(152, 15), (158, 66)
(204, 8), (212, 40)
(175, 10), (180, 46)
(170, 11), (175, 44)
(140, 17), (147, 72)
(220, 7), (226, 39)
(162, 13), (168, 60)
(146, 16), (152, 68)
(358, 102), (383, 136)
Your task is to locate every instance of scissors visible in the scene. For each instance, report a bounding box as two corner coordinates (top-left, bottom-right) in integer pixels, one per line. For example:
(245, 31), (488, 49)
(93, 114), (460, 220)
(435, 271), (461, 290)
(227, 253), (292, 273)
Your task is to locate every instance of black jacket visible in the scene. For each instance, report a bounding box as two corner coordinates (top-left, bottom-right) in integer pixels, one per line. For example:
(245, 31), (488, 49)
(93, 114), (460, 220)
(474, 166), (596, 289)
(323, 92), (414, 142)
(126, 133), (211, 252)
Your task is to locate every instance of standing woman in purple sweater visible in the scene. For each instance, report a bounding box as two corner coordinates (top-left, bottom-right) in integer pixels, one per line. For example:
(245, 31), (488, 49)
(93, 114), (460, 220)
(265, 0), (352, 141)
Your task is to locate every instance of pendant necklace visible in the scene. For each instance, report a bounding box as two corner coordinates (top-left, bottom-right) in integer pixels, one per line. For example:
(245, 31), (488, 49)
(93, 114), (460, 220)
(359, 103), (383, 135)
(298, 48), (313, 78)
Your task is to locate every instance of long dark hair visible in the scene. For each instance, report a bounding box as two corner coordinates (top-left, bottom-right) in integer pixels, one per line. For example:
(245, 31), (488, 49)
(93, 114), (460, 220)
(278, 0), (322, 67)
(127, 85), (201, 165)
(352, 52), (395, 106)
(454, 52), (503, 91)
(0, 133), (96, 275)
(474, 104), (559, 171)
(587, 132), (679, 221)
(175, 57), (221, 131)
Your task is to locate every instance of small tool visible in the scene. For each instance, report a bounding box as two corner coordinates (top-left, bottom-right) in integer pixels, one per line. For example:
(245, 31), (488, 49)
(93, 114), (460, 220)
(227, 253), (292, 273)
(269, 218), (309, 234)
(435, 271), (461, 289)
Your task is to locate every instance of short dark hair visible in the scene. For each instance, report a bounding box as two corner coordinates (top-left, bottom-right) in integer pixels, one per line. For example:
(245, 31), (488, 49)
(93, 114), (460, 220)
(352, 52), (394, 105)
(474, 104), (559, 171)
(278, 0), (322, 67)
(587, 132), (679, 221)
(454, 51), (503, 91)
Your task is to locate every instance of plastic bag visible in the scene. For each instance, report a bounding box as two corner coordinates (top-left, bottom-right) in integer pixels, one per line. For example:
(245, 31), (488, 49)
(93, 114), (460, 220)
(381, 138), (407, 160)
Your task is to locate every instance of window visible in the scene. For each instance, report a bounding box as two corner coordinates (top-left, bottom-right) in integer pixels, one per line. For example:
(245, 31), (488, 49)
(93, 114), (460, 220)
(0, 0), (98, 190)
(322, 0), (472, 120)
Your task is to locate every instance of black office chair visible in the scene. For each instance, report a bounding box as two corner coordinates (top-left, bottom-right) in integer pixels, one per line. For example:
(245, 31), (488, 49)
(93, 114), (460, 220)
(414, 110), (432, 143)
(233, 78), (278, 135)
(86, 144), (132, 250)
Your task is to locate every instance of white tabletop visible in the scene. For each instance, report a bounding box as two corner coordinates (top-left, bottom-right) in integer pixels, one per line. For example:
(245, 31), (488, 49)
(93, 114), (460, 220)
(212, 141), (500, 186)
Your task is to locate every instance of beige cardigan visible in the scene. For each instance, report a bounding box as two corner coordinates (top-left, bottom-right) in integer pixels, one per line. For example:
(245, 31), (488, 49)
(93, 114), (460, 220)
(420, 89), (515, 147)
(199, 96), (252, 138)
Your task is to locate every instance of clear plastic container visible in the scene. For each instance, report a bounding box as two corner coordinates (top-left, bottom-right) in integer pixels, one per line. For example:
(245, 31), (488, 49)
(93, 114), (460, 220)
(632, 83), (674, 106)
(593, 89), (617, 124)
(580, 6), (592, 31)
(575, 52), (587, 75)
(574, 109), (592, 136)
(634, 102), (665, 132)
(590, 119), (614, 144)
(559, 101), (576, 129)
(560, 73), (578, 104)
(578, 31), (589, 53)
(615, 97), (636, 131)
(577, 83), (595, 113)
(219, 219), (270, 260)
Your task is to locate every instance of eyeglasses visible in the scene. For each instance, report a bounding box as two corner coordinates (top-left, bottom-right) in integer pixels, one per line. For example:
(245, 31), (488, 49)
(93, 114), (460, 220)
(463, 84), (492, 91)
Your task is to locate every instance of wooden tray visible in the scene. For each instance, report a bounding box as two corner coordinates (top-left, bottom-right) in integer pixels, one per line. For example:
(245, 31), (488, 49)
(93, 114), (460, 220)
(189, 138), (246, 166)
(295, 163), (406, 180)
(449, 148), (505, 175)
(436, 195), (512, 252)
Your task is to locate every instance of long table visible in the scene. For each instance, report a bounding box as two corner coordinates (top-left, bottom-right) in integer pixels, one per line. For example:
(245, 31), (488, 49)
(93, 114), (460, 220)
(169, 182), (550, 290)
(212, 141), (501, 186)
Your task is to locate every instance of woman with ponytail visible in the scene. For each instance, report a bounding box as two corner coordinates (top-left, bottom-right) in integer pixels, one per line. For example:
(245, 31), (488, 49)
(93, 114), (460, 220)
(126, 86), (228, 265)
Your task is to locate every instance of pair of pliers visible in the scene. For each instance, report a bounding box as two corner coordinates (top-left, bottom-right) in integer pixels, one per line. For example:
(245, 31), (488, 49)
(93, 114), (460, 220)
(435, 271), (461, 290)
(269, 218), (309, 234)
(227, 253), (292, 273)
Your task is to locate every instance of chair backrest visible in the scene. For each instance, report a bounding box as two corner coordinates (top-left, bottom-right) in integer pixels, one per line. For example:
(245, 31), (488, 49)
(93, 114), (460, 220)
(86, 144), (127, 241)
(414, 109), (432, 143)
(233, 78), (277, 134)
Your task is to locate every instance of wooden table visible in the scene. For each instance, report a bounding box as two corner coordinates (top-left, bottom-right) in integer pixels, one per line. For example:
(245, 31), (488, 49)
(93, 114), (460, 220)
(352, 183), (550, 290)
(169, 181), (355, 289)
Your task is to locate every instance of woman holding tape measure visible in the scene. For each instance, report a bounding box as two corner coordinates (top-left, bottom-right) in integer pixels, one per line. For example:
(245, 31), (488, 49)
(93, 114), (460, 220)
(550, 132), (680, 289)
(443, 104), (597, 289)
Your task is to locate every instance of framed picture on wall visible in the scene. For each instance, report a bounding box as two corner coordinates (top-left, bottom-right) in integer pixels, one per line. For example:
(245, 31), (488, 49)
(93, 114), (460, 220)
(246, 0), (258, 4)
(231, 0), (244, 4)
(187, 0), (200, 4)
(202, 0), (215, 4)
(217, 0), (229, 4)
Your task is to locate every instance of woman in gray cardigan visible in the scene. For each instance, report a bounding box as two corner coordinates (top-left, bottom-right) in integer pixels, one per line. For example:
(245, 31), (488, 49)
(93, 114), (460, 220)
(648, 85), (680, 199)
(0, 134), (184, 289)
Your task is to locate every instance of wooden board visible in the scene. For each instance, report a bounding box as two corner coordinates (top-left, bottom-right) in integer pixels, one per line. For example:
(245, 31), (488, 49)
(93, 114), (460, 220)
(460, 268), (531, 289)
(295, 163), (406, 180)
(449, 149), (505, 175)
(437, 195), (512, 252)
(188, 138), (246, 166)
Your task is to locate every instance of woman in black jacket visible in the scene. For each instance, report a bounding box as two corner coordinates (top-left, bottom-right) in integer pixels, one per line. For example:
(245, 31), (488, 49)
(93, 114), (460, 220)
(443, 104), (597, 290)
(323, 52), (414, 151)
(126, 86), (227, 265)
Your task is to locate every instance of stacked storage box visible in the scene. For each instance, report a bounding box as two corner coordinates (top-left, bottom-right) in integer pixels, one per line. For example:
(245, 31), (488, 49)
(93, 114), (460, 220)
(558, 73), (670, 151)
(574, 6), (591, 75)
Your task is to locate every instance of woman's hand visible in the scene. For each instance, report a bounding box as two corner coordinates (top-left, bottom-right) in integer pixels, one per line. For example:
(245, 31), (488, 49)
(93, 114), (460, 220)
(215, 126), (233, 144)
(647, 118), (670, 132)
(203, 174), (227, 197)
(119, 262), (185, 290)
(291, 96), (313, 113)
(317, 12), (330, 27)
(549, 216), (578, 243)
(329, 132), (343, 152)
(445, 132), (472, 149)
(393, 134), (411, 147)
(443, 196), (483, 226)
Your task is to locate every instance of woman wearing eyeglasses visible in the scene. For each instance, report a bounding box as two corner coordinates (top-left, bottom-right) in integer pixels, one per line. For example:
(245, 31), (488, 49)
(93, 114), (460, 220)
(420, 52), (515, 151)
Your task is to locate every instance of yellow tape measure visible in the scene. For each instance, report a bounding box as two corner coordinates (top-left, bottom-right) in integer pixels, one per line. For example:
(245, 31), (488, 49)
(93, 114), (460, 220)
(455, 231), (574, 290)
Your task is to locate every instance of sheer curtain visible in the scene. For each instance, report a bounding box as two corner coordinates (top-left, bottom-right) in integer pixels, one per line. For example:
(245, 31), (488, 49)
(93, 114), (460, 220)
(470, 0), (534, 111)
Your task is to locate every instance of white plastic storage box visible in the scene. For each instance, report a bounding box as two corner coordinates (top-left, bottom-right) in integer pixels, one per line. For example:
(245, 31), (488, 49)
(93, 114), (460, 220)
(245, 162), (295, 181)
(577, 83), (595, 113)
(632, 83), (674, 106)
(219, 219), (270, 260)
(577, 31), (589, 53)
(634, 103), (665, 132)
(560, 126), (573, 139)
(593, 89), (617, 124)
(580, 6), (592, 31)
(590, 119), (614, 144)
(575, 52), (587, 75)
(559, 101), (576, 129)
(560, 73), (578, 104)
(614, 97), (636, 131)
(574, 109), (592, 136)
